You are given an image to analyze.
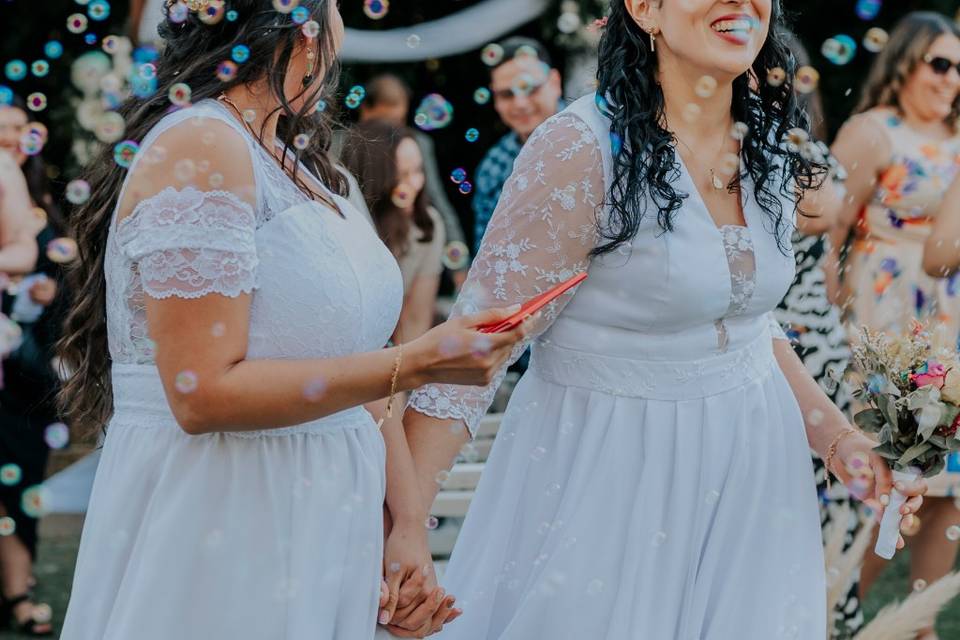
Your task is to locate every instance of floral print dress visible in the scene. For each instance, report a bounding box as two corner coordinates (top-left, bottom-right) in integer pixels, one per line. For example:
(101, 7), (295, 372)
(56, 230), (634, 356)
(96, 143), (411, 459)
(846, 108), (960, 497)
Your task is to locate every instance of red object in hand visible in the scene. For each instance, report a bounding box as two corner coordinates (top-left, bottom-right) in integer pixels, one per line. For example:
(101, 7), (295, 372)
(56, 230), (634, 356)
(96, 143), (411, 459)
(476, 272), (588, 334)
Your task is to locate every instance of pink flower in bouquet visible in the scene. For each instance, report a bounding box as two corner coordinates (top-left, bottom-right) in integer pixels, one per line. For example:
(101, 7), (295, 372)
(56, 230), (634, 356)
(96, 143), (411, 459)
(910, 360), (947, 389)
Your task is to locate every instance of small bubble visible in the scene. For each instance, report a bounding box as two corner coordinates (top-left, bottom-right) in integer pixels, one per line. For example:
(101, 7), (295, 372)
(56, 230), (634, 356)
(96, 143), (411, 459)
(0, 517), (15, 536)
(946, 525), (960, 542)
(272, 0), (299, 13)
(425, 516), (439, 530)
(530, 446), (547, 461)
(66, 13), (89, 34)
(216, 60), (238, 82)
(442, 241), (469, 270)
(231, 45), (251, 64)
(406, 34), (421, 49)
(169, 82), (192, 107)
(481, 43), (505, 67)
(303, 377), (326, 401)
(694, 75), (717, 98)
(465, 128), (480, 143)
(913, 579), (927, 592)
(44, 423), (70, 449)
(294, 133), (311, 150)
(586, 579), (604, 595)
(652, 531), (667, 547)
(47, 237), (79, 263)
(458, 181), (473, 195)
(473, 87), (491, 104)
(175, 371), (199, 394)
(0, 464), (22, 486)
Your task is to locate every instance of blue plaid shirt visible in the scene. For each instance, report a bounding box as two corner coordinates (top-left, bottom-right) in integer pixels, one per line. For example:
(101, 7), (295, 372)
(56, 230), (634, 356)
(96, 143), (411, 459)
(471, 132), (523, 255)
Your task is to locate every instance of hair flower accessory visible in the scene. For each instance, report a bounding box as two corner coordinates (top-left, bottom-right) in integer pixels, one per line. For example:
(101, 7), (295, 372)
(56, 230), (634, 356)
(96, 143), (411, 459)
(588, 17), (609, 32)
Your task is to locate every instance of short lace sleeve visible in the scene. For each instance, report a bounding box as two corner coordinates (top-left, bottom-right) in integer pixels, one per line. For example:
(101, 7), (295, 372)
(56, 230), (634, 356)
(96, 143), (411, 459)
(116, 186), (259, 300)
(408, 113), (603, 435)
(767, 311), (789, 341)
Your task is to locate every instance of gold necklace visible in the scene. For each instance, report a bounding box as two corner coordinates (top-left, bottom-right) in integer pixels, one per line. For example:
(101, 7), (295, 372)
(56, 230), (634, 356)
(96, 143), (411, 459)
(674, 128), (737, 191)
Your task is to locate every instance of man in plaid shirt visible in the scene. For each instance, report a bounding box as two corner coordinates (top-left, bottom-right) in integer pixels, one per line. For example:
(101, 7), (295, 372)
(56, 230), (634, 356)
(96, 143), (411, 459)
(472, 37), (563, 255)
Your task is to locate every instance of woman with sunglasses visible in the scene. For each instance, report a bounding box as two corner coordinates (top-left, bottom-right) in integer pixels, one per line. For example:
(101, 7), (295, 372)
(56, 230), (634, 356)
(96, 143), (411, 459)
(828, 12), (960, 640)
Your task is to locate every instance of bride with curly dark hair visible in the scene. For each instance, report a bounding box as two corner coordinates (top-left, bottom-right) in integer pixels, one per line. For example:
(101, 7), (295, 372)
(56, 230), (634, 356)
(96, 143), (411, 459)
(56, 1), (527, 637)
(377, 1), (930, 638)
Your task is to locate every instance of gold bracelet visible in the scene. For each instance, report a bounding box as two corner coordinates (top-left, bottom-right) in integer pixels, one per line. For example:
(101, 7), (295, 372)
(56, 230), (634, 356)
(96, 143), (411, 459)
(377, 343), (403, 430)
(824, 428), (858, 492)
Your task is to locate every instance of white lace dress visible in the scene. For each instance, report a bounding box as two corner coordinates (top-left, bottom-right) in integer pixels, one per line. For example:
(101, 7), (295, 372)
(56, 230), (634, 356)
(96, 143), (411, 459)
(60, 101), (403, 639)
(410, 95), (826, 638)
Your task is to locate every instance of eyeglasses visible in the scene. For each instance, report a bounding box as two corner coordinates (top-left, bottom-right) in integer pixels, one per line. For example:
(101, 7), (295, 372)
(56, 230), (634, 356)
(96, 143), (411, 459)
(923, 54), (960, 76)
(491, 77), (547, 102)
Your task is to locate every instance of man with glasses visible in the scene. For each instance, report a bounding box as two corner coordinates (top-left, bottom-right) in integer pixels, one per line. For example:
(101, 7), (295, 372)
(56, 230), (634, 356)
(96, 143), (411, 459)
(473, 37), (563, 255)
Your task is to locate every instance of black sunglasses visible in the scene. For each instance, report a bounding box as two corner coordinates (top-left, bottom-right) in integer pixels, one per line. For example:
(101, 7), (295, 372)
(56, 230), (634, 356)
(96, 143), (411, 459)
(924, 54), (960, 76)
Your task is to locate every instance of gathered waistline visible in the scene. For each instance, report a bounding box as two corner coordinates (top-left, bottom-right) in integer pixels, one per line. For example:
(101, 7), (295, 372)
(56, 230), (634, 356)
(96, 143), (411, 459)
(529, 328), (776, 400)
(109, 363), (375, 437)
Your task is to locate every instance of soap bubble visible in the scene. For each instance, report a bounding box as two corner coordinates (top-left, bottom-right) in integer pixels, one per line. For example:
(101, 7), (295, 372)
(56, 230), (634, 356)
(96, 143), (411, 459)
(414, 94), (454, 131)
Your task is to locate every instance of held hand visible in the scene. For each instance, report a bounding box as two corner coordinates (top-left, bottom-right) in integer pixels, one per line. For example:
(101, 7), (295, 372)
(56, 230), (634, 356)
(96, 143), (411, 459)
(831, 430), (929, 550)
(407, 305), (531, 388)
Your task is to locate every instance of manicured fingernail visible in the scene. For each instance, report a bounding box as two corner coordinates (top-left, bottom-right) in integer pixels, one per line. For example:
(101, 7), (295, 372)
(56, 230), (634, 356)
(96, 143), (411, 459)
(379, 611), (391, 624)
(880, 494), (890, 506)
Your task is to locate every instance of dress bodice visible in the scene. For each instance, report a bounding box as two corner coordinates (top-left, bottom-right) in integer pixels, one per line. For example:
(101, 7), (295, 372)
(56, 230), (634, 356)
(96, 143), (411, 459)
(410, 94), (796, 434)
(104, 100), (403, 369)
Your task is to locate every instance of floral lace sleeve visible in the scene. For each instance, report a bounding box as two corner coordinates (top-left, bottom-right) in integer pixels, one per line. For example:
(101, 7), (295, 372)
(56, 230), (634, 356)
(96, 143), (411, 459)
(116, 186), (259, 300)
(767, 312), (789, 341)
(408, 113), (603, 435)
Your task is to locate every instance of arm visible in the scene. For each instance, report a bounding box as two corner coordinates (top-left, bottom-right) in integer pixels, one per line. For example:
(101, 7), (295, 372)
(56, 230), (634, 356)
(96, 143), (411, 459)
(795, 173), (844, 236)
(923, 177), (960, 278)
(0, 155), (39, 274)
(122, 119), (524, 436)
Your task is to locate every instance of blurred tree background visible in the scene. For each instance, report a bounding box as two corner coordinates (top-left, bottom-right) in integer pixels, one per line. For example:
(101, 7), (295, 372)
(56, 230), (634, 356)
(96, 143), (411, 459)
(1, 0), (958, 247)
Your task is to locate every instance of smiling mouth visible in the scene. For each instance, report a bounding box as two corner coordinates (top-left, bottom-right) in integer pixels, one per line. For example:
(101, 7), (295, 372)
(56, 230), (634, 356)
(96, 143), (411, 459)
(711, 16), (757, 43)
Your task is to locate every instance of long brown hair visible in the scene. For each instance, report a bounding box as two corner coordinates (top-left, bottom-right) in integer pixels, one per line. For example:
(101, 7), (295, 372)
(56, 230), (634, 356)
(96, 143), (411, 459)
(57, 0), (345, 435)
(855, 11), (960, 124)
(341, 121), (434, 258)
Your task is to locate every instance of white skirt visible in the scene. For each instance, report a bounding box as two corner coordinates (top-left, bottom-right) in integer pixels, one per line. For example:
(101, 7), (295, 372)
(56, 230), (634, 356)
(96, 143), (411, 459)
(61, 366), (386, 640)
(435, 334), (827, 639)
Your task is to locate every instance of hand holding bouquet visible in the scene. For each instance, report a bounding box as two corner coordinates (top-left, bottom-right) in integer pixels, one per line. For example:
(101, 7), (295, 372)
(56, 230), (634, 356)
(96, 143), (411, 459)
(850, 323), (960, 559)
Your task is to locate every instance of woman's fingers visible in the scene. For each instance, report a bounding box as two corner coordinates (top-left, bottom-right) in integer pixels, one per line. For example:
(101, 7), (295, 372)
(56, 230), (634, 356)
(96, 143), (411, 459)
(895, 476), (928, 497)
(380, 579), (390, 609)
(397, 586), (446, 632)
(380, 571), (403, 625)
(461, 305), (521, 329)
(870, 456), (894, 518)
(901, 494), (924, 515)
(396, 569), (425, 610)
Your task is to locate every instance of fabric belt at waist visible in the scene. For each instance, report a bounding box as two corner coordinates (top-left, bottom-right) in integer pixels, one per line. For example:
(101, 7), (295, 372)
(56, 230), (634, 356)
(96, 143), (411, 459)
(109, 363), (373, 436)
(529, 328), (776, 400)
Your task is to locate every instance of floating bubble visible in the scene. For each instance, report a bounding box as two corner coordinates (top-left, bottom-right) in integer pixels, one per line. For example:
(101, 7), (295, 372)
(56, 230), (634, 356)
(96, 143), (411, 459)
(242, 109), (256, 124)
(31, 60), (50, 78)
(458, 181), (473, 195)
(302, 20), (320, 38)
(272, 0), (299, 13)
(18, 132), (43, 156)
(766, 67), (786, 87)
(174, 158), (196, 182)
(731, 121), (750, 141)
(139, 63), (157, 80)
(216, 60), (238, 82)
(442, 241), (469, 270)
(406, 34), (421, 49)
(47, 237), (79, 263)
(434, 470), (450, 485)
(32, 604), (52, 625)
(293, 133), (310, 150)
(482, 43), (505, 67)
(226, 9), (239, 21)
(450, 167), (467, 184)
(391, 184), (415, 209)
(168, 2), (189, 23)
(855, 0), (882, 20)
(414, 93), (454, 131)
(67, 13), (89, 33)
(344, 93), (362, 110)
(88, 0), (111, 21)
(863, 27), (889, 53)
(913, 578), (927, 592)
(198, 0), (225, 25)
(795, 66), (820, 94)
(0, 85), (13, 105)
(289, 6), (309, 24)
(705, 489), (721, 505)
(694, 75), (718, 98)
(465, 128), (479, 143)
(313, 99), (327, 113)
(113, 139), (140, 169)
(44, 422), (70, 449)
(363, 0), (389, 20)
(0, 464), (22, 486)
(681, 102), (701, 124)
(94, 111), (126, 143)
(175, 370), (199, 394)
(947, 525), (960, 542)
(473, 87), (491, 104)
(586, 579), (604, 595)
(66, 180), (92, 205)
(530, 446), (547, 461)
(231, 45), (250, 64)
(84, 33), (98, 46)
(425, 516), (439, 530)
(26, 92), (47, 112)
(303, 377), (326, 401)
(610, 132), (623, 156)
(21, 485), (50, 518)
(557, 11), (581, 35)
(652, 531), (667, 547)
(44, 41), (64, 59)
(5, 60), (26, 82)
(0, 517), (14, 537)
(169, 82), (192, 106)
(545, 483), (561, 496)
(822, 35), (857, 65)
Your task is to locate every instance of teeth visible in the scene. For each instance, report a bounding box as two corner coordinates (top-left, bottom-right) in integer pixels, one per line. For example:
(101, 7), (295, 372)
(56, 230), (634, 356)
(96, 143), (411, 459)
(712, 19), (752, 33)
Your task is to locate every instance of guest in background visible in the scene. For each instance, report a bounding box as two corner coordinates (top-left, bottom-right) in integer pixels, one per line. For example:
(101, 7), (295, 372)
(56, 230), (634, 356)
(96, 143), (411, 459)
(773, 34), (863, 637)
(923, 176), (960, 279)
(334, 74), (468, 286)
(129, 0), (165, 46)
(342, 120), (445, 343)
(828, 13), (960, 640)
(0, 96), (69, 636)
(472, 37), (562, 255)
(0, 110), (38, 278)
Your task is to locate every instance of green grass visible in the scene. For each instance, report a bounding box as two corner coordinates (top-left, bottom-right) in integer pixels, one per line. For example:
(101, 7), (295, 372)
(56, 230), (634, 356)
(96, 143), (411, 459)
(1, 528), (958, 638)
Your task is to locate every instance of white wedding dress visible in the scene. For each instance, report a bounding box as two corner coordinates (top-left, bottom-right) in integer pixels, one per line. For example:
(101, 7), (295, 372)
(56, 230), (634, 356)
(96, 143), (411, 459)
(61, 100), (403, 639)
(407, 95), (826, 638)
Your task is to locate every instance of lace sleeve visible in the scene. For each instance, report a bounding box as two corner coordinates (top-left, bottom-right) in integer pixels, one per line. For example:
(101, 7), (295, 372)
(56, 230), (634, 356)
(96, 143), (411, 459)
(408, 113), (603, 435)
(116, 186), (259, 300)
(767, 312), (789, 341)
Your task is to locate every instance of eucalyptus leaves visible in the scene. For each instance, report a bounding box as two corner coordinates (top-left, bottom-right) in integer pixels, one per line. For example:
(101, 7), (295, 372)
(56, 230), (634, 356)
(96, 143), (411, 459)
(851, 325), (960, 477)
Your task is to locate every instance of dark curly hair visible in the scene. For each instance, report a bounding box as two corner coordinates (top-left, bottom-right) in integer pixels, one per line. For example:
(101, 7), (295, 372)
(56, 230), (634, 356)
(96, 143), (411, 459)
(594, 0), (827, 257)
(58, 0), (345, 434)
